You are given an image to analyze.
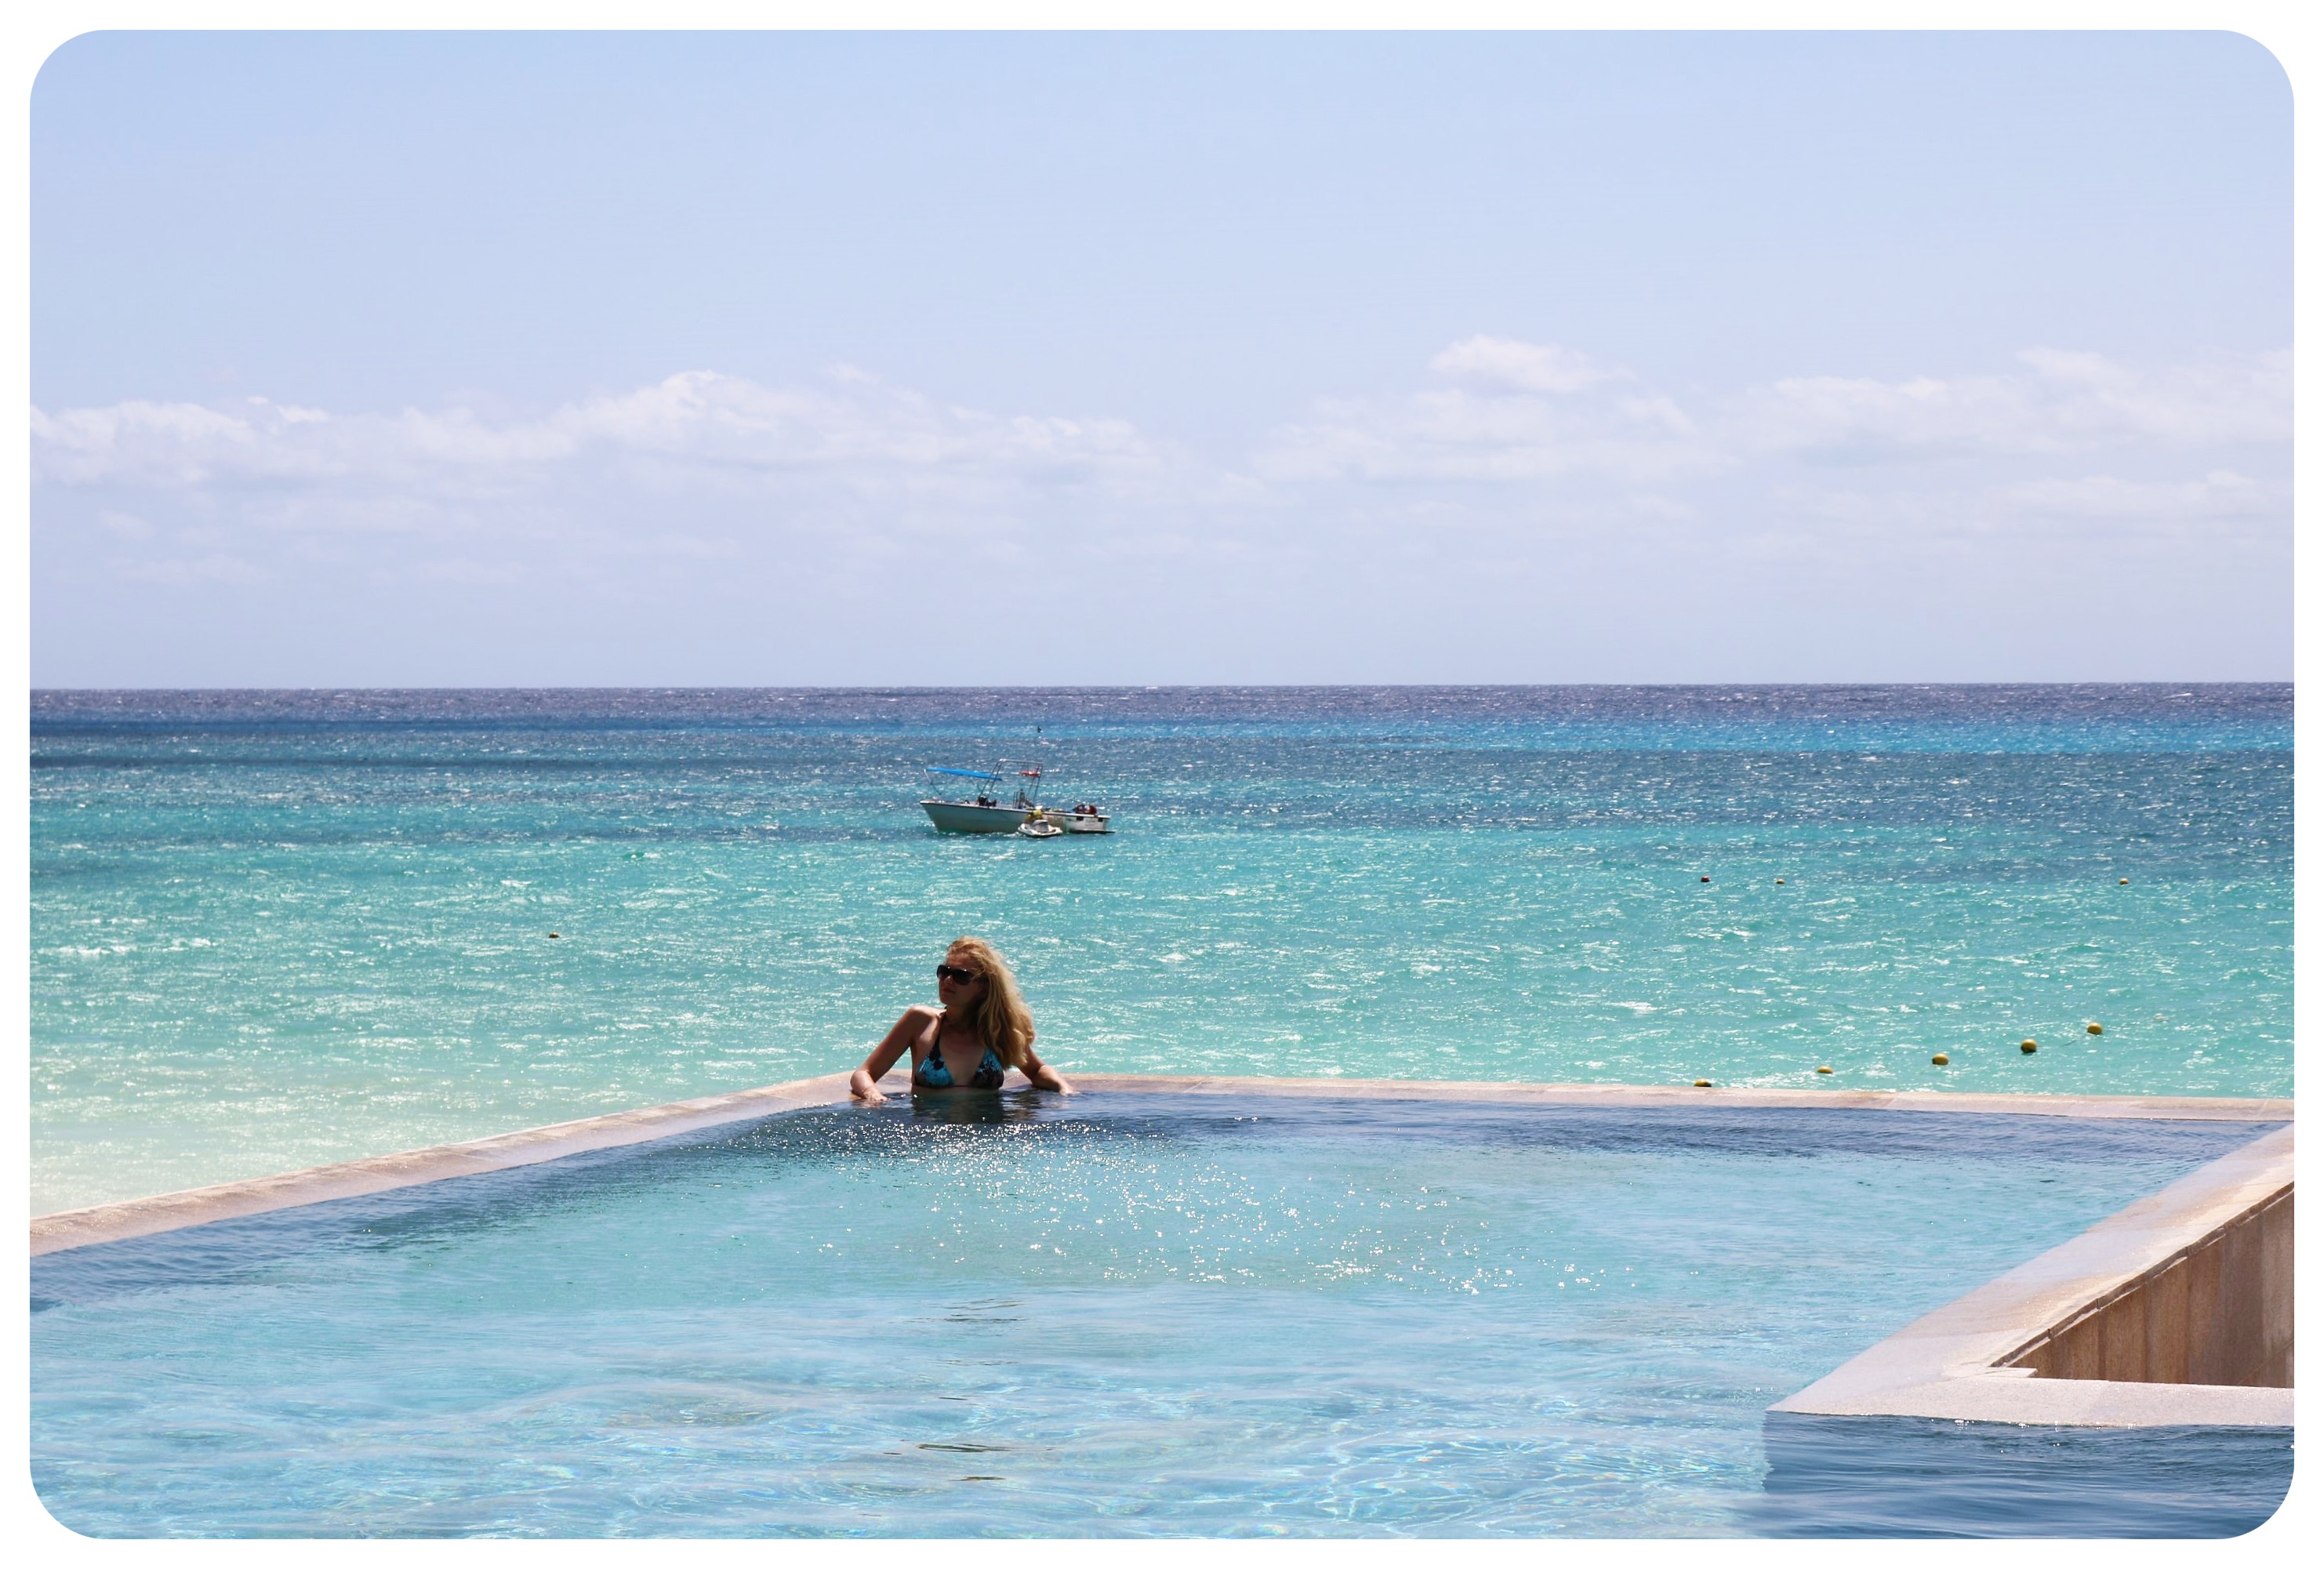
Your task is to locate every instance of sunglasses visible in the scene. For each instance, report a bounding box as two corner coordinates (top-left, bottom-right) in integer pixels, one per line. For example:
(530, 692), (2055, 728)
(935, 964), (982, 986)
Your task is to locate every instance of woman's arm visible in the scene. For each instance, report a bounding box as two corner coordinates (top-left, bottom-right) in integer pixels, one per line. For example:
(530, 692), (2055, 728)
(1018, 1037), (1072, 1094)
(852, 1008), (932, 1106)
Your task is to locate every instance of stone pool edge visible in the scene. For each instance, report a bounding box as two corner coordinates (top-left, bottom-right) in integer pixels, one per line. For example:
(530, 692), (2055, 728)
(1770, 1123), (2293, 1429)
(31, 1073), (2293, 1258)
(27, 1071), (866, 1257)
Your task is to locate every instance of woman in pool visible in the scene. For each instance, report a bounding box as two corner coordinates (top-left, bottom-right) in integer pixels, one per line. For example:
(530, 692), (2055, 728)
(849, 937), (1072, 1104)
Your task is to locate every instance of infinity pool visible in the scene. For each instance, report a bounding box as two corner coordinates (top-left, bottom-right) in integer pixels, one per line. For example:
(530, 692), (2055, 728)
(31, 1093), (2288, 1536)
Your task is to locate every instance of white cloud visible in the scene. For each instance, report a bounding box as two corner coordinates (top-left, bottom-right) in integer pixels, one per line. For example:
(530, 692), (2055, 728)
(1255, 340), (1706, 484)
(1248, 338), (2289, 503)
(1745, 466), (2288, 561)
(32, 369), (1168, 499)
(44, 346), (2284, 511)
(111, 554), (270, 586)
(1427, 335), (1627, 394)
(1999, 469), (2280, 524)
(1736, 348), (2290, 463)
(34, 398), (338, 487)
(34, 344), (2290, 595)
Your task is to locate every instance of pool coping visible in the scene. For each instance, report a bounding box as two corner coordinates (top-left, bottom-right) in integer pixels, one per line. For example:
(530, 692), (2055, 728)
(29, 1071), (869, 1257)
(30, 1071), (2291, 1258)
(1770, 1122), (2293, 1429)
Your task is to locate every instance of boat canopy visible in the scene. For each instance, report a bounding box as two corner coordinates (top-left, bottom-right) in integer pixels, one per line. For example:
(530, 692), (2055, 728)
(927, 766), (1001, 781)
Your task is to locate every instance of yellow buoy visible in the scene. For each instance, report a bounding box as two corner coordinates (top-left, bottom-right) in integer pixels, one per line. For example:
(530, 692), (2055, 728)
(1693, 1080), (1712, 1088)
(2021, 1041), (2037, 1054)
(549, 932), (561, 939)
(2119, 878), (2130, 884)
(2087, 1022), (2104, 1035)
(1775, 877), (1785, 884)
(1931, 1053), (1950, 1066)
(1816, 1066), (1833, 1074)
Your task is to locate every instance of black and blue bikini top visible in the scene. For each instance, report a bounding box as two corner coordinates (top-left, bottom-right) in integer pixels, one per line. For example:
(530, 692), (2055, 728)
(914, 1030), (1008, 1089)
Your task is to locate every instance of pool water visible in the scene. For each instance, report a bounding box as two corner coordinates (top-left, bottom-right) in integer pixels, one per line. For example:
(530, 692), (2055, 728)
(31, 1094), (2286, 1537)
(1756, 1415), (2293, 1538)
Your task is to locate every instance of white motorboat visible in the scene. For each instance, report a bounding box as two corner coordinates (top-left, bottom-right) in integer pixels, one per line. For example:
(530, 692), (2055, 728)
(921, 757), (1113, 835)
(921, 766), (1038, 834)
(922, 798), (1032, 833)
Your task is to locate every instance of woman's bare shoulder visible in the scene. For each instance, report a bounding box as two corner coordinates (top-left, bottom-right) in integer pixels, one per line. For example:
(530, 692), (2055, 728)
(899, 1004), (940, 1025)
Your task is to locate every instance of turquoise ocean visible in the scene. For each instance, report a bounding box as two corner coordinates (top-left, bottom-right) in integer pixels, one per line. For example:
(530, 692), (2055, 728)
(31, 685), (2292, 1215)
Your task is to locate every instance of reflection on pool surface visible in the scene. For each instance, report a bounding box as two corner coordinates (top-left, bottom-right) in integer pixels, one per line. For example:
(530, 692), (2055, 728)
(1756, 1413), (2290, 1538)
(31, 1093), (2288, 1537)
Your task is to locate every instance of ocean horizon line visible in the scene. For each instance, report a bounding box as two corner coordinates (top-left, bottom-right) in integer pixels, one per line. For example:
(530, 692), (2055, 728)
(31, 679), (2296, 689)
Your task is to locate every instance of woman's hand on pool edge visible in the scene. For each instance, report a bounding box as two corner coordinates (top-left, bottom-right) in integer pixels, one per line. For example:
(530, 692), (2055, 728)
(848, 1068), (888, 1106)
(1019, 1047), (1072, 1094)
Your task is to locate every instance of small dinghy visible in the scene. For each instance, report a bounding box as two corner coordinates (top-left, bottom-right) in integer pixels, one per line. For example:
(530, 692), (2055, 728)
(1056, 803), (1112, 834)
(1016, 815), (1064, 839)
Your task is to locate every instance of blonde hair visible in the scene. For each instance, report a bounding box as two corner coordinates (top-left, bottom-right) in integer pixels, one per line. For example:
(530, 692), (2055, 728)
(946, 936), (1034, 1070)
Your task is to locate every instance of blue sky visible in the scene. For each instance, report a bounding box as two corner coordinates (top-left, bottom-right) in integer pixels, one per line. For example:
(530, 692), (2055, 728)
(31, 30), (2292, 685)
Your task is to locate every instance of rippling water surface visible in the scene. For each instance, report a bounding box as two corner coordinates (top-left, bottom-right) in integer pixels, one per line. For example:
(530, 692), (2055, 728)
(31, 685), (2291, 1211)
(31, 1095), (2286, 1537)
